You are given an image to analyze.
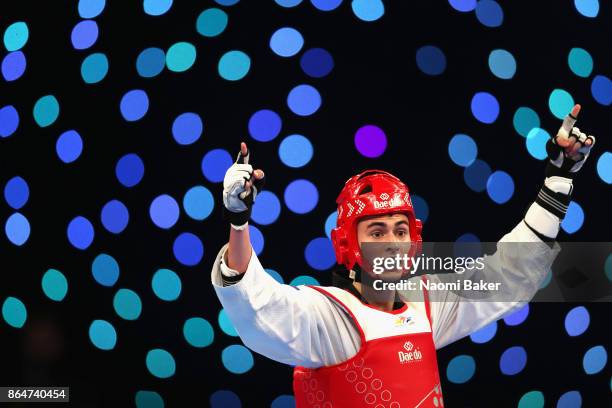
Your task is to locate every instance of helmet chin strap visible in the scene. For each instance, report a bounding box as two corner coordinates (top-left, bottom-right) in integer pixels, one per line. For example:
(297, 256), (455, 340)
(349, 264), (363, 283)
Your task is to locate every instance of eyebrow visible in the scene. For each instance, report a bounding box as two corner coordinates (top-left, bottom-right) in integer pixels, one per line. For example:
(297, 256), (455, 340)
(366, 220), (410, 229)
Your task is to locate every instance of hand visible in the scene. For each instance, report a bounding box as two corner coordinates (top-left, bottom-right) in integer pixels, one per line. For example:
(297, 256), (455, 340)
(546, 104), (596, 178)
(222, 142), (265, 228)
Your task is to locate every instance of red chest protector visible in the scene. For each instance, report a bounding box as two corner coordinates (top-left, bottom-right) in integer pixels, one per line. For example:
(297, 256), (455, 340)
(293, 285), (444, 408)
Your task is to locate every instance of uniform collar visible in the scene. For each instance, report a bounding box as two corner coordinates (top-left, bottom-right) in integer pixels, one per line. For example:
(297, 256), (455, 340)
(331, 267), (405, 311)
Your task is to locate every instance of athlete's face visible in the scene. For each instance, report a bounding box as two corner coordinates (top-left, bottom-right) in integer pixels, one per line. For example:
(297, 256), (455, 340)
(357, 213), (412, 281)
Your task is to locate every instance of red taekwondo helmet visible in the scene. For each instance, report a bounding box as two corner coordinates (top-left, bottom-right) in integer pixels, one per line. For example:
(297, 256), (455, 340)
(331, 170), (423, 271)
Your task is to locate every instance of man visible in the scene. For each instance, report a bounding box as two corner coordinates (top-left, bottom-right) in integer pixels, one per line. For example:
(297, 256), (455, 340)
(211, 105), (595, 407)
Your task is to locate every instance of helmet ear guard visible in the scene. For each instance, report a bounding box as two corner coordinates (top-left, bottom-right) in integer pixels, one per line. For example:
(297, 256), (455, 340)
(331, 227), (350, 267)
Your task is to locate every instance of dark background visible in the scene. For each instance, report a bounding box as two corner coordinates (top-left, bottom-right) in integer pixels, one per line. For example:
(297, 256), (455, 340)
(1, 0), (610, 407)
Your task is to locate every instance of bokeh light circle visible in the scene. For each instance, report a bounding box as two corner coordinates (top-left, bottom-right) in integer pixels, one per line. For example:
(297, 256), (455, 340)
(448, 0), (476, 12)
(218, 50), (251, 81)
(471, 92), (499, 124)
(270, 27), (304, 57)
(568, 48), (593, 77)
(120, 89), (149, 122)
(56, 130), (84, 163)
(201, 149), (233, 182)
(71, 20), (99, 50)
(146, 349), (176, 378)
(101, 199), (130, 234)
(287, 84), (322, 116)
(503, 304), (529, 326)
(351, 0), (385, 22)
(197, 8), (228, 37)
(561, 201), (584, 234)
(210, 390), (241, 408)
(284, 179), (319, 214)
(548, 89), (574, 119)
(172, 112), (203, 145)
(0, 105), (19, 138)
(135, 391), (164, 408)
(488, 49), (516, 79)
(464, 159), (492, 192)
(152, 269), (182, 301)
(290, 275), (320, 286)
(149, 194), (180, 229)
(2, 297), (27, 328)
(3, 21), (29, 52)
(591, 75), (612, 106)
(2, 51), (26, 81)
(518, 391), (544, 408)
(184, 317), (214, 347)
(469, 321), (497, 343)
(500, 346), (527, 375)
(354, 124), (387, 158)
(300, 48), (334, 78)
(166, 42), (196, 72)
(411, 194), (429, 223)
(486, 170), (514, 204)
(325, 211), (337, 239)
(81, 52), (109, 84)
(4, 176), (29, 209)
(416, 45), (446, 76)
(136, 47), (166, 78)
(448, 134), (477, 167)
(564, 306), (590, 336)
(42, 269), (68, 302)
(311, 0), (343, 11)
(89, 319), (116, 350)
(173, 232), (204, 266)
(305, 237), (336, 270)
(218, 309), (238, 337)
(279, 134), (313, 167)
(222, 344), (254, 374)
(583, 345), (607, 374)
(446, 355), (476, 384)
(248, 109), (282, 142)
(556, 391), (582, 408)
(33, 95), (60, 128)
(92, 253), (120, 286)
(78, 0), (106, 18)
(144, 0), (173, 16)
(116, 153), (145, 187)
(113, 288), (142, 320)
(251, 191), (281, 225)
(475, 0), (504, 27)
(596, 152), (612, 184)
(183, 186), (214, 221)
(513, 107), (540, 138)
(67, 216), (95, 250)
(574, 0), (599, 18)
(526, 128), (550, 160)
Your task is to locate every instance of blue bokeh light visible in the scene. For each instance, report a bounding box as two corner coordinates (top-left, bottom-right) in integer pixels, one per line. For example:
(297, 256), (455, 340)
(4, 176), (29, 209)
(270, 27), (304, 57)
(116, 153), (145, 187)
(249, 109), (282, 142)
(287, 85), (322, 116)
(92, 253), (120, 287)
(67, 216), (95, 250)
(0, 105), (19, 138)
(89, 319), (117, 350)
(446, 355), (476, 384)
(136, 47), (166, 78)
(561, 201), (584, 234)
(172, 112), (203, 145)
(251, 191), (281, 225)
(416, 45), (446, 76)
(300, 48), (334, 78)
(71, 20), (98, 50)
(120, 89), (149, 121)
(56, 130), (84, 163)
(183, 186), (214, 221)
(146, 349), (176, 378)
(222, 345), (254, 374)
(475, 0), (504, 27)
(305, 237), (336, 270)
(565, 306), (590, 337)
(101, 199), (130, 234)
(149, 194), (180, 229)
(201, 149), (233, 183)
(284, 179), (319, 214)
(448, 134), (477, 167)
(471, 91), (499, 124)
(173, 232), (204, 266)
(500, 346), (527, 375)
(486, 170), (514, 204)
(279, 134), (313, 168)
(152, 269), (182, 301)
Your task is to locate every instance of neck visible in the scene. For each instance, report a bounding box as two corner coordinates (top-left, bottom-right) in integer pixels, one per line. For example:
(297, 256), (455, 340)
(352, 281), (396, 312)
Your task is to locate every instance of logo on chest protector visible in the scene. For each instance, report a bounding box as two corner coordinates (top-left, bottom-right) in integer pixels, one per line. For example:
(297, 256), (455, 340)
(398, 341), (423, 364)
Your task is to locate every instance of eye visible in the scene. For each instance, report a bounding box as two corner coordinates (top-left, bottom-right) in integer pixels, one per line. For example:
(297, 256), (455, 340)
(371, 230), (384, 239)
(396, 229), (408, 237)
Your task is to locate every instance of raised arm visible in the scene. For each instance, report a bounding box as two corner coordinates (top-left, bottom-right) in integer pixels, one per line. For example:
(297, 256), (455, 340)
(426, 104), (597, 349)
(211, 142), (361, 367)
